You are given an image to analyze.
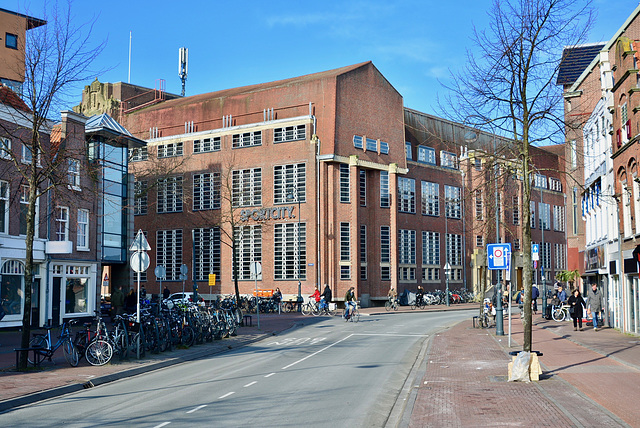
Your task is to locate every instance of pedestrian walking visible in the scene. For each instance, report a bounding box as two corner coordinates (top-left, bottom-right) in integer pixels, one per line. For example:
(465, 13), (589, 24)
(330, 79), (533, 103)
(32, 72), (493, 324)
(111, 284), (125, 317)
(163, 286), (170, 300)
(568, 289), (586, 331)
(532, 284), (540, 314)
(586, 284), (606, 331)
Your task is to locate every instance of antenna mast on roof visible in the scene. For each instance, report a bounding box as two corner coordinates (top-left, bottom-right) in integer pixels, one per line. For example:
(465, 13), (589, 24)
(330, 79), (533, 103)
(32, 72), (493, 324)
(178, 47), (188, 97)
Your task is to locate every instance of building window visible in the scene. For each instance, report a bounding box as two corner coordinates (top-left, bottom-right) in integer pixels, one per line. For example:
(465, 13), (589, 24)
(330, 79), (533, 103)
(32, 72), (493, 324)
(380, 141), (389, 154)
(274, 163), (306, 204)
(445, 233), (463, 280)
(0, 137), (11, 159)
(549, 177), (562, 192)
(417, 146), (436, 164)
(542, 242), (551, 271)
(380, 171), (390, 208)
(514, 239), (521, 251)
(476, 235), (484, 247)
(441, 151), (458, 169)
(129, 146), (148, 161)
(232, 168), (262, 207)
(530, 201), (536, 228)
(444, 185), (461, 219)
(553, 205), (565, 232)
(360, 225), (367, 280)
(554, 243), (566, 270)
(570, 140), (577, 169)
(55, 207), (69, 241)
(193, 137), (221, 153)
(422, 231), (441, 281)
(0, 180), (8, 234)
(341, 265), (351, 280)
(20, 185), (38, 236)
(381, 225), (391, 280)
(340, 222), (350, 261)
(156, 229), (183, 281)
(21, 144), (40, 165)
(539, 202), (550, 230)
(534, 174), (547, 188)
(134, 181), (148, 216)
(398, 177), (416, 213)
(157, 176), (183, 213)
(193, 172), (221, 211)
(405, 142), (413, 160)
(340, 164), (350, 203)
(68, 159), (80, 189)
(572, 187), (579, 235)
(399, 229), (416, 281)
(194, 227), (221, 281)
(77, 209), (89, 250)
(274, 223), (305, 280)
(232, 131), (262, 148)
(5, 33), (17, 49)
(512, 196), (520, 225)
(475, 190), (483, 220)
(235, 225), (263, 280)
(274, 125), (306, 143)
(157, 142), (183, 158)
(353, 135), (363, 149)
(359, 170), (366, 206)
(366, 138), (377, 152)
(474, 158), (482, 170)
(422, 181), (439, 216)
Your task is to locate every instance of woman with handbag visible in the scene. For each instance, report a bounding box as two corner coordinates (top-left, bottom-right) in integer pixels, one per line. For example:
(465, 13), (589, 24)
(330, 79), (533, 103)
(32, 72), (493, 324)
(568, 289), (586, 331)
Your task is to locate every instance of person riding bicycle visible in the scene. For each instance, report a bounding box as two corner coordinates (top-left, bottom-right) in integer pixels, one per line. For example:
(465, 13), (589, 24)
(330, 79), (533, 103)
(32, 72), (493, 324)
(344, 287), (357, 319)
(310, 286), (321, 308)
(320, 284), (332, 312)
(557, 285), (567, 304)
(388, 286), (398, 305)
(416, 285), (424, 306)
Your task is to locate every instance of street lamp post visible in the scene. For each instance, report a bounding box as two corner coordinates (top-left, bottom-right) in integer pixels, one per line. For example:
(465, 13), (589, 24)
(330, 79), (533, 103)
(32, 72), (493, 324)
(493, 135), (504, 336)
(444, 197), (450, 306)
(287, 186), (302, 308)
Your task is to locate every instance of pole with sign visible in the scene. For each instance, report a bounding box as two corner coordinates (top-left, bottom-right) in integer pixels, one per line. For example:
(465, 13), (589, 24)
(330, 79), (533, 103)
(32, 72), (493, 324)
(155, 265), (166, 299)
(130, 230), (151, 359)
(251, 261), (261, 330)
(487, 243), (510, 336)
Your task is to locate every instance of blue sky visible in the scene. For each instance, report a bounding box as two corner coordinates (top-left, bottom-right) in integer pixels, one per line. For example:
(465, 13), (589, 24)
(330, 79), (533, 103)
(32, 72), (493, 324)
(6, 0), (639, 115)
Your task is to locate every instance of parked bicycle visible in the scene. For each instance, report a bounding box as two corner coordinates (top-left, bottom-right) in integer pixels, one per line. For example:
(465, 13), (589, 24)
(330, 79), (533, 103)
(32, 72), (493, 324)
(552, 304), (571, 322)
(29, 320), (79, 367)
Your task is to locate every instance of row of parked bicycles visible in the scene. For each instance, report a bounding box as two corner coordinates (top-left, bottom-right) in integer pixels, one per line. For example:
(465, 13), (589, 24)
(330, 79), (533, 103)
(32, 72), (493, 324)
(28, 298), (244, 367)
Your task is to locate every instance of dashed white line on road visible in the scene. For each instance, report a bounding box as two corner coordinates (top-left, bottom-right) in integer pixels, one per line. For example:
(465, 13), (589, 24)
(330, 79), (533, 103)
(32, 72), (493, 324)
(265, 372), (276, 378)
(186, 405), (207, 414)
(244, 381), (258, 387)
(153, 423), (171, 428)
(219, 392), (235, 399)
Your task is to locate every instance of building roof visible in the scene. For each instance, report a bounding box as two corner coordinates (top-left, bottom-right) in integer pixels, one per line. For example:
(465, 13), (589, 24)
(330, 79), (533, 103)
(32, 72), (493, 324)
(556, 43), (605, 86)
(0, 85), (30, 112)
(0, 7), (46, 29)
(132, 61), (385, 113)
(85, 113), (145, 147)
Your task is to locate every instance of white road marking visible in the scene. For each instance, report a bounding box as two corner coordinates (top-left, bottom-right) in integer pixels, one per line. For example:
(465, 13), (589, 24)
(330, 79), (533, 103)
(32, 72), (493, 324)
(265, 372), (276, 378)
(153, 423), (171, 428)
(186, 405), (207, 414)
(219, 392), (235, 399)
(355, 333), (429, 337)
(281, 334), (354, 370)
(244, 381), (258, 387)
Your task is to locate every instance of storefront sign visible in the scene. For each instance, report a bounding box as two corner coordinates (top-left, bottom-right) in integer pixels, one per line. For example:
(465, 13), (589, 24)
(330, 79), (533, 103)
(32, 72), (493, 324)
(585, 245), (605, 271)
(240, 206), (295, 222)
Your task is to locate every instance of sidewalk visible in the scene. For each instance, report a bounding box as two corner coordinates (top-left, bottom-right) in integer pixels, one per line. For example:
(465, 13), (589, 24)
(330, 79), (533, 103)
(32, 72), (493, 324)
(407, 313), (640, 427)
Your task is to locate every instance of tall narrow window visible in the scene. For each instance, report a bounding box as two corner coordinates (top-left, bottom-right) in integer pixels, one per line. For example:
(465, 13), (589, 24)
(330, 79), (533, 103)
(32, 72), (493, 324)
(359, 170), (367, 206)
(194, 227), (221, 281)
(134, 180), (148, 216)
(232, 168), (262, 207)
(512, 196), (520, 225)
(422, 231), (440, 281)
(422, 181), (439, 216)
(0, 180), (8, 234)
(274, 223), (305, 280)
(475, 190), (484, 220)
(398, 177), (415, 213)
(55, 207), (69, 241)
(157, 176), (183, 213)
(0, 137), (11, 159)
(405, 142), (413, 160)
(156, 229), (183, 280)
(68, 159), (81, 188)
(274, 164), (305, 204)
(340, 164), (350, 203)
(444, 185), (461, 219)
(360, 225), (367, 280)
(530, 201), (536, 228)
(234, 225), (263, 280)
(340, 222), (350, 261)
(398, 229), (416, 281)
(381, 225), (390, 280)
(380, 171), (390, 208)
(77, 209), (89, 250)
(193, 172), (221, 210)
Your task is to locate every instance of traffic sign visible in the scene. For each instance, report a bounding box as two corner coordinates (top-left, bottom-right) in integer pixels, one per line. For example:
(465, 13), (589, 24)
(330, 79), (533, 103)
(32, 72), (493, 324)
(532, 243), (539, 261)
(130, 251), (150, 273)
(154, 265), (166, 279)
(487, 243), (511, 270)
(130, 229), (151, 251)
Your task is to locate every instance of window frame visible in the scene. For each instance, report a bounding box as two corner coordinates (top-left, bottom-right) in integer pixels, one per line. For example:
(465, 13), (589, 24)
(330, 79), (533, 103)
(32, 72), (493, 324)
(77, 209), (89, 250)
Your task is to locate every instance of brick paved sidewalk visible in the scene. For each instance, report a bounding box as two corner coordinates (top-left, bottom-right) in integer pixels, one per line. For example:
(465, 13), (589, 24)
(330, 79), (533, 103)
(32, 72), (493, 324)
(408, 314), (637, 427)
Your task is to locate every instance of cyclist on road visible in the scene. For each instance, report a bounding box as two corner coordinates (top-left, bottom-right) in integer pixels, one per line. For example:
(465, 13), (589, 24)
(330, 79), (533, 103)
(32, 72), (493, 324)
(416, 285), (424, 306)
(344, 287), (357, 319)
(557, 285), (567, 304)
(310, 286), (321, 306)
(388, 286), (398, 306)
(320, 284), (332, 311)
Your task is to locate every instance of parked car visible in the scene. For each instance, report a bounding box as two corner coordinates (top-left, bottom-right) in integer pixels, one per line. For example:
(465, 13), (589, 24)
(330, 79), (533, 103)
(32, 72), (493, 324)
(165, 292), (205, 306)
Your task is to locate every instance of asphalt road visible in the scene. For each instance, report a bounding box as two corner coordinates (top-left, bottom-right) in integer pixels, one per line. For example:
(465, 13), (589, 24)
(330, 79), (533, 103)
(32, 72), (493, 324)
(1, 310), (473, 428)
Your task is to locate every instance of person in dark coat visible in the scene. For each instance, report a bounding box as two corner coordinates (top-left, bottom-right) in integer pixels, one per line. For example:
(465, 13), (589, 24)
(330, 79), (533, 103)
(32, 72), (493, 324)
(531, 285), (540, 314)
(111, 285), (125, 317)
(568, 289), (586, 331)
(163, 286), (171, 300)
(321, 284), (332, 306)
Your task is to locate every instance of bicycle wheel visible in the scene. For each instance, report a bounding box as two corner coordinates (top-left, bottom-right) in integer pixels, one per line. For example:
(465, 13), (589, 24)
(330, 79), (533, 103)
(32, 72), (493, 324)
(353, 309), (360, 323)
(301, 303), (312, 316)
(62, 338), (79, 367)
(85, 340), (113, 366)
(181, 326), (195, 346)
(394, 303), (398, 311)
(28, 335), (48, 365)
(552, 308), (565, 322)
(311, 304), (320, 316)
(385, 301), (392, 311)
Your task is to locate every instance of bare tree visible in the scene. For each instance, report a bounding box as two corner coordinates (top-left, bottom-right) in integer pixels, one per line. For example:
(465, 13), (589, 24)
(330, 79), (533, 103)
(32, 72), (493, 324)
(442, 0), (594, 351)
(0, 0), (104, 369)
